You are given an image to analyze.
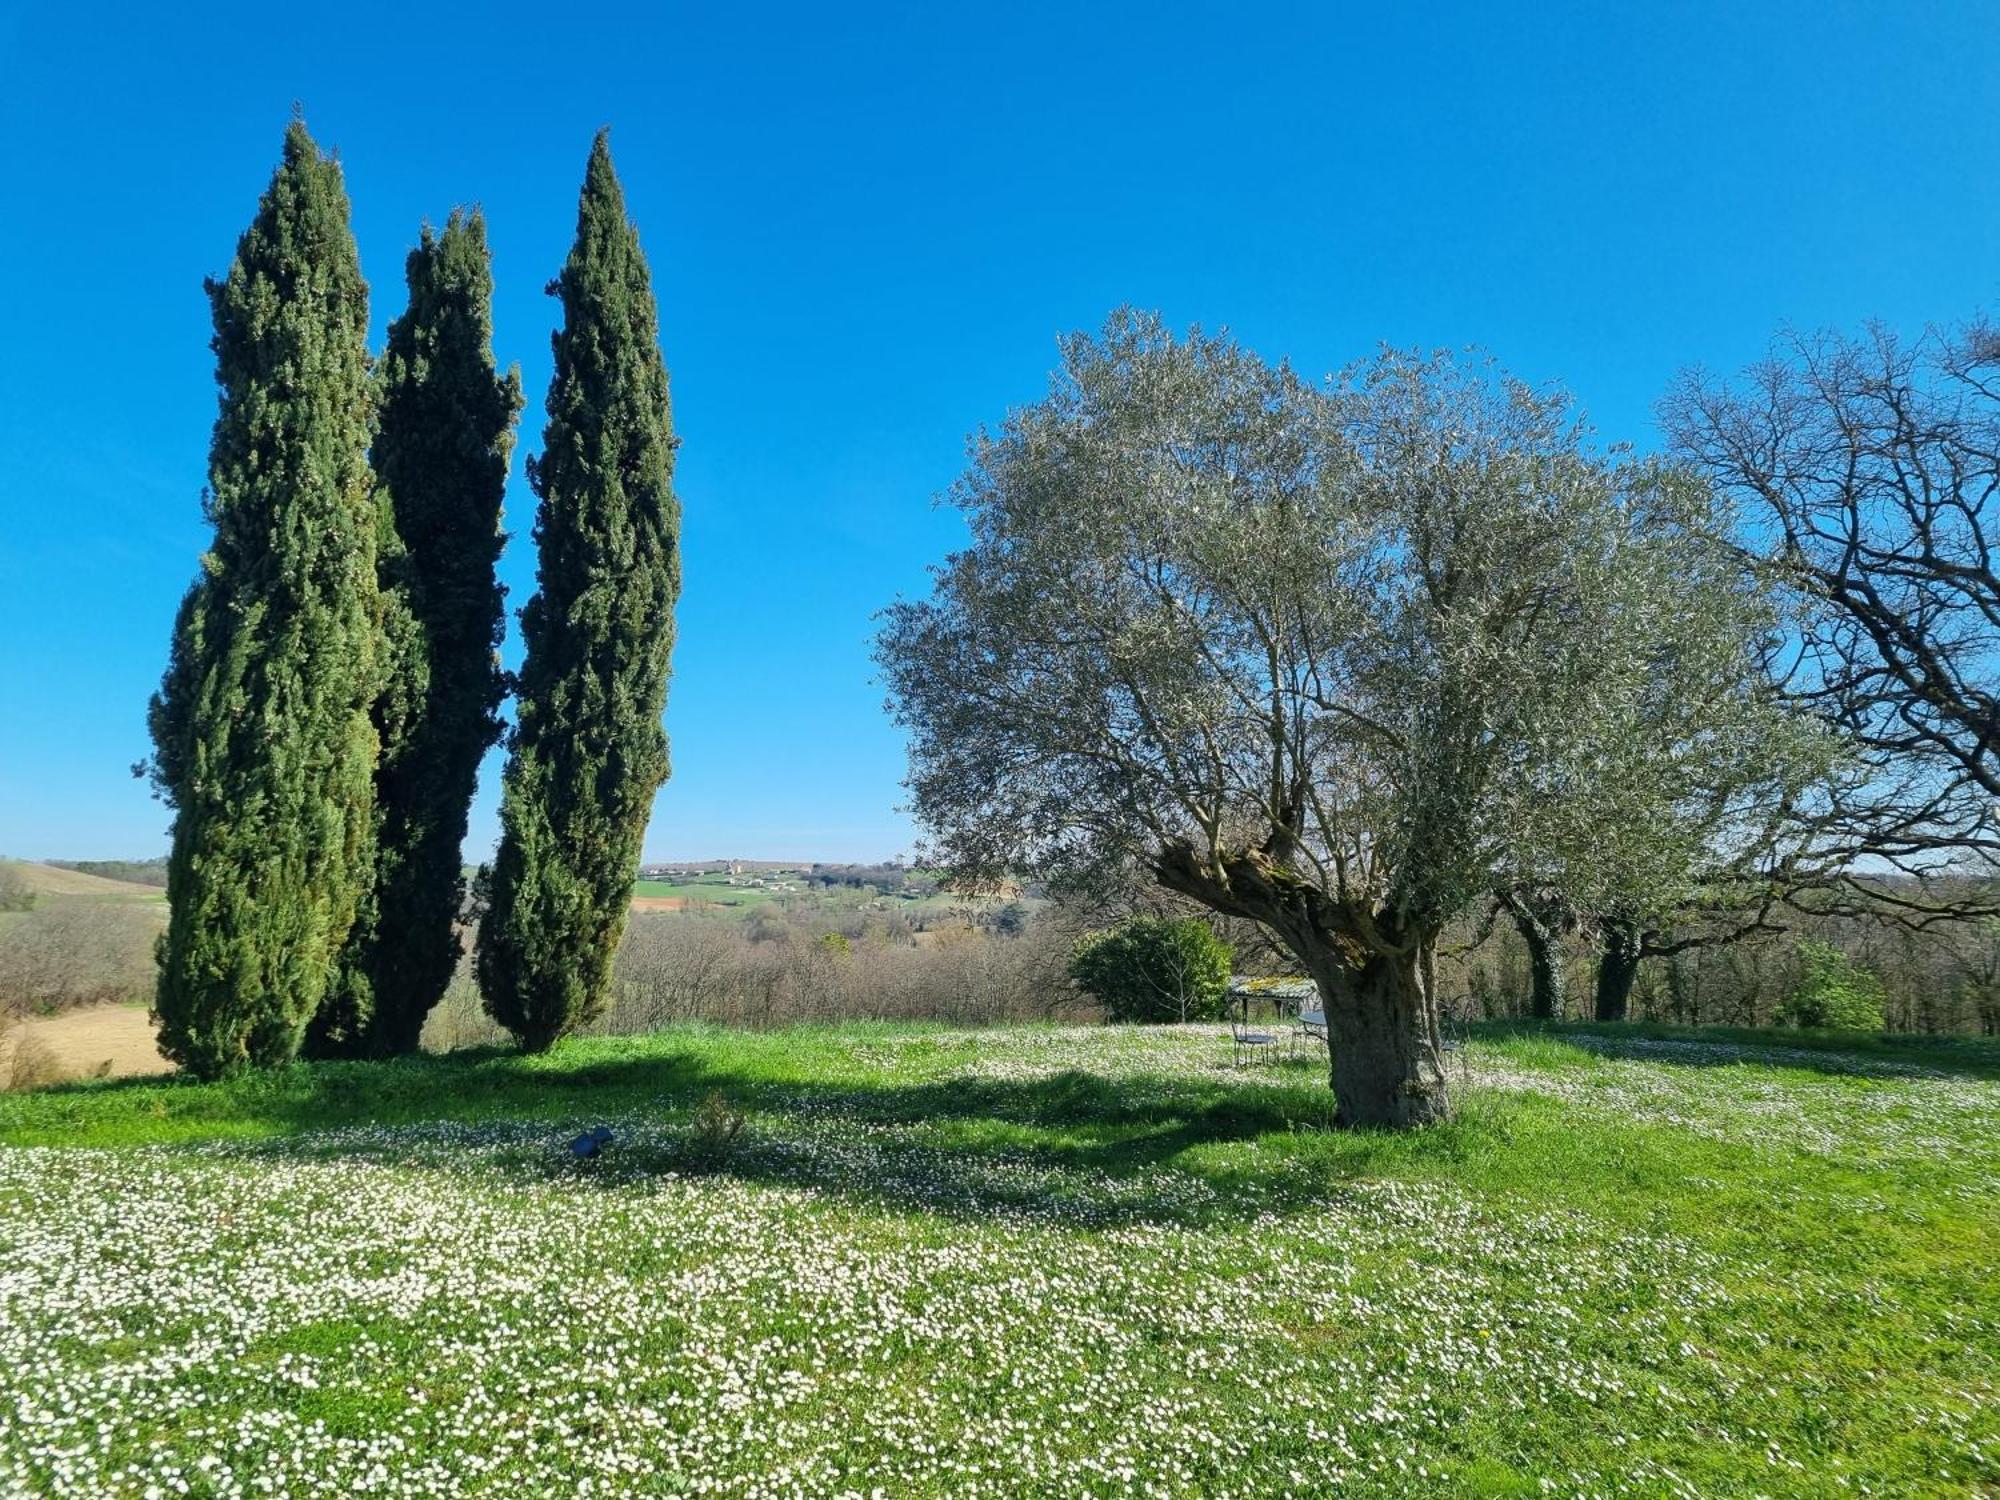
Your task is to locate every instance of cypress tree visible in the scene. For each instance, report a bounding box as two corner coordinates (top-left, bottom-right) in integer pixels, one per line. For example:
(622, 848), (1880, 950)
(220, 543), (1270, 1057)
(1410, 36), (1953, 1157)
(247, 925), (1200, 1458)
(147, 121), (381, 1079)
(305, 481), (421, 1057)
(477, 133), (680, 1051)
(321, 212), (523, 1056)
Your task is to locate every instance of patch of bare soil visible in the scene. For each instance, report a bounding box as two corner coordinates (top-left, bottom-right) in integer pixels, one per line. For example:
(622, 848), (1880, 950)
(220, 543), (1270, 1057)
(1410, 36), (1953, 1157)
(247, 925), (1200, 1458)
(4, 1005), (173, 1084)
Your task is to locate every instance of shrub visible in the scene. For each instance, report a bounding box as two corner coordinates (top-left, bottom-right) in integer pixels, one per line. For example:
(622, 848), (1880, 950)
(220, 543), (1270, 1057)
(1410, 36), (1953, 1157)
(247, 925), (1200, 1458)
(0, 866), (35, 913)
(1777, 941), (1887, 1031)
(682, 1090), (747, 1170)
(418, 965), (508, 1054)
(596, 910), (1083, 1033)
(1069, 917), (1232, 1024)
(0, 901), (161, 1014)
(3, 1029), (69, 1092)
(0, 1002), (68, 1092)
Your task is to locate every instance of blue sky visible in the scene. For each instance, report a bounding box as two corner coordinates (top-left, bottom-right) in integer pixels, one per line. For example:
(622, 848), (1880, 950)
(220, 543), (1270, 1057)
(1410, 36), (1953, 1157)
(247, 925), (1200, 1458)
(1, 1), (1995, 863)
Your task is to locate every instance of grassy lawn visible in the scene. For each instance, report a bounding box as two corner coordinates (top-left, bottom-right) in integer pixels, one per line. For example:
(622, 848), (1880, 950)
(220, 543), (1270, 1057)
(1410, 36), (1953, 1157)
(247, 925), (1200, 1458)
(0, 1023), (1994, 1496)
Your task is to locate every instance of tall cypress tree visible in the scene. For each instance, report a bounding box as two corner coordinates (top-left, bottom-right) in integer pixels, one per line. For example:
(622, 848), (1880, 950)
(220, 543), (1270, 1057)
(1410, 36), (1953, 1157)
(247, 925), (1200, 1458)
(323, 212), (523, 1056)
(477, 133), (680, 1051)
(148, 121), (381, 1079)
(305, 480), (421, 1058)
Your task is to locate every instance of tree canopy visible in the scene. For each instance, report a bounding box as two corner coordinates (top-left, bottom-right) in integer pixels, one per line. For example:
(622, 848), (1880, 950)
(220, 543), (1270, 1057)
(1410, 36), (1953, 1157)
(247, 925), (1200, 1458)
(332, 210), (522, 1057)
(1666, 320), (2000, 897)
(880, 312), (1823, 1124)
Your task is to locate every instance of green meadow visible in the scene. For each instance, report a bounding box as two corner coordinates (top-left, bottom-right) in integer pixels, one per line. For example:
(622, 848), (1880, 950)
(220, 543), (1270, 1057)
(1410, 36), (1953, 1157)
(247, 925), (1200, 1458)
(0, 1022), (1993, 1497)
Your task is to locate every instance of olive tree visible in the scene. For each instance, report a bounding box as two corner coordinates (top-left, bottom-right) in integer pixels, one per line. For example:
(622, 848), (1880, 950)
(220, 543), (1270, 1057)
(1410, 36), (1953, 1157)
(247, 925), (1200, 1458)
(879, 312), (1816, 1127)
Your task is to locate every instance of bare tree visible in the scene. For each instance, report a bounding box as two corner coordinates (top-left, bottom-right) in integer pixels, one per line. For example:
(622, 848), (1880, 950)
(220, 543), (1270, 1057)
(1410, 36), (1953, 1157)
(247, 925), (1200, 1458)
(1665, 319), (2000, 894)
(879, 313), (1815, 1126)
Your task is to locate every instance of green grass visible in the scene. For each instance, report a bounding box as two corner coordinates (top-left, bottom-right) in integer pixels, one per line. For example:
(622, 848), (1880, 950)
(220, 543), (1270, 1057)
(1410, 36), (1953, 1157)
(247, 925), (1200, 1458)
(627, 875), (973, 919)
(0, 1022), (1994, 1496)
(631, 876), (783, 907)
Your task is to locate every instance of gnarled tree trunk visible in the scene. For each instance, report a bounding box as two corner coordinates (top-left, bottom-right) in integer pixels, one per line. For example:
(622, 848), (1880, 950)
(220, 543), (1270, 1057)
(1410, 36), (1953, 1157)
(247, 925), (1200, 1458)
(1304, 945), (1452, 1128)
(1594, 920), (1643, 1021)
(1154, 841), (1453, 1128)
(1504, 893), (1567, 1020)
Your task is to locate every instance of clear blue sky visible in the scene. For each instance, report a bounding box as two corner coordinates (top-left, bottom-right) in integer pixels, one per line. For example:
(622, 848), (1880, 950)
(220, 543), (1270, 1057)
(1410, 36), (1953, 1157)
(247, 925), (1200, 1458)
(2, 1), (1995, 863)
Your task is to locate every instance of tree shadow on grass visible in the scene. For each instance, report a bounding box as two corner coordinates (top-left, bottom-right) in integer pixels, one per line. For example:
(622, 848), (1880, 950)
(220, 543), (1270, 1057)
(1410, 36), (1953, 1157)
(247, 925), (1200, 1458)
(1470, 1021), (2000, 1083)
(148, 1049), (1471, 1232)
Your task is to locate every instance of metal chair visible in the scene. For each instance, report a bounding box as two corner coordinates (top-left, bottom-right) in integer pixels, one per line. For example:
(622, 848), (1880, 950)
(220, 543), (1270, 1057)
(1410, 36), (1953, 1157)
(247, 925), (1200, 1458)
(1231, 1016), (1283, 1066)
(1439, 1016), (1470, 1083)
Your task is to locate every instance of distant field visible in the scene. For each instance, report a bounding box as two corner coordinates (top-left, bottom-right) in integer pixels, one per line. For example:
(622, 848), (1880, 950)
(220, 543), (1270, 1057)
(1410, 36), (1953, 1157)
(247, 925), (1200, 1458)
(3, 1003), (169, 1081)
(0, 863), (166, 1025)
(629, 872), (987, 923)
(0, 860), (164, 902)
(632, 877), (779, 909)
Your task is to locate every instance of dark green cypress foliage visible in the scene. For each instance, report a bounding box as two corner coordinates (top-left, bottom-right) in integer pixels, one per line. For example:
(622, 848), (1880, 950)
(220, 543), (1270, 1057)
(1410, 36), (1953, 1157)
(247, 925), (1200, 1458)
(319, 213), (523, 1057)
(477, 134), (680, 1051)
(303, 483), (419, 1058)
(147, 121), (381, 1079)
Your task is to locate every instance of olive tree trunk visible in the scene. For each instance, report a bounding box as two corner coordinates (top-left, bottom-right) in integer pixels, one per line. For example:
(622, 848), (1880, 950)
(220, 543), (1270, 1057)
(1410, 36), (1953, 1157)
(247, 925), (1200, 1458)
(1304, 945), (1452, 1128)
(1507, 902), (1566, 1020)
(1594, 921), (1643, 1021)
(1153, 844), (1452, 1128)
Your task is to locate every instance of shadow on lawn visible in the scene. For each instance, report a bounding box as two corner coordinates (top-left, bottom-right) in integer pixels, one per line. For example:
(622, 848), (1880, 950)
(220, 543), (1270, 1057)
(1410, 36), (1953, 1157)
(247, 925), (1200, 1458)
(134, 1047), (1466, 1230)
(1474, 1021), (2000, 1083)
(28, 1020), (1985, 1231)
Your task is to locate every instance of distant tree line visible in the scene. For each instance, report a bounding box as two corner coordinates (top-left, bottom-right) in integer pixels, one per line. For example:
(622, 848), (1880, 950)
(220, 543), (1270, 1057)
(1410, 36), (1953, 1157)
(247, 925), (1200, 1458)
(418, 899), (1085, 1050)
(1454, 883), (1998, 1036)
(144, 121), (679, 1079)
(805, 863), (948, 897)
(807, 863), (912, 893)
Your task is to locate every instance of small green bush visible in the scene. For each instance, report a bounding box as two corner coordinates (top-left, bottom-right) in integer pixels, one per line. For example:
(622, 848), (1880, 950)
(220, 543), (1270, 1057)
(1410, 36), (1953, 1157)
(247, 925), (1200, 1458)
(1069, 917), (1232, 1024)
(1777, 941), (1886, 1031)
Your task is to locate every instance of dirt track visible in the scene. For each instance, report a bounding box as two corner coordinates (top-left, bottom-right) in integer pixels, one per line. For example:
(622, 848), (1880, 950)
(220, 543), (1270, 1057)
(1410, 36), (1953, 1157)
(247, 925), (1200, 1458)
(5, 1005), (173, 1082)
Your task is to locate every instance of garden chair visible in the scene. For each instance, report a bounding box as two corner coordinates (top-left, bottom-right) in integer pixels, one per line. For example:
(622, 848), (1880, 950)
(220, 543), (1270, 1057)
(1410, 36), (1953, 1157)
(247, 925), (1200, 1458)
(1231, 1015), (1283, 1066)
(1440, 1016), (1470, 1083)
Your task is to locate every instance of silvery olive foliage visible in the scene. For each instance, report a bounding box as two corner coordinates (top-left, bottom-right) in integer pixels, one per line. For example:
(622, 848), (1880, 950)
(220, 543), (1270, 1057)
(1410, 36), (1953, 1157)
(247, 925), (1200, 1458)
(880, 311), (1827, 1118)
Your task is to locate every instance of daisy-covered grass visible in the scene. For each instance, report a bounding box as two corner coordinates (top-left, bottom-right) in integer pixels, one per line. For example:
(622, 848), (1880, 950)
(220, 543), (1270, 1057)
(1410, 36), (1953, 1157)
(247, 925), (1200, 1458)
(0, 1022), (1994, 1497)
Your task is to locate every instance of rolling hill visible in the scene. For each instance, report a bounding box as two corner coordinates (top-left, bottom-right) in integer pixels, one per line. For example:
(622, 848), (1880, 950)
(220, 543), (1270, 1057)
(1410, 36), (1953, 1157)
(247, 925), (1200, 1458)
(0, 860), (165, 902)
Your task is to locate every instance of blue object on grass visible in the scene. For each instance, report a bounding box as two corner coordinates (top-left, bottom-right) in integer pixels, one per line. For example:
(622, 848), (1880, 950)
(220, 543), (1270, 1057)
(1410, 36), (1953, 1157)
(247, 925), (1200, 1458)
(567, 1125), (614, 1160)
